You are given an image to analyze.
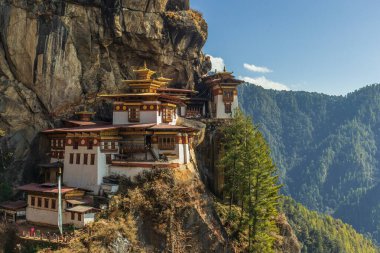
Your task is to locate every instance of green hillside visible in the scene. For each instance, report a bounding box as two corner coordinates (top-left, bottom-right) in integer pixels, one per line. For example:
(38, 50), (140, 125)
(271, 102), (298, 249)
(239, 83), (380, 242)
(281, 196), (378, 253)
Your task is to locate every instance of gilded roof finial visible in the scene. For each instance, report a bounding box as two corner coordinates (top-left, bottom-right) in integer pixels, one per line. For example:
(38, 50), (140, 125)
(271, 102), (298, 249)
(143, 61), (147, 69)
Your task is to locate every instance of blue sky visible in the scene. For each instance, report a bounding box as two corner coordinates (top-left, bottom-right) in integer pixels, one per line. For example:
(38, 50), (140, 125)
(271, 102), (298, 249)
(191, 0), (380, 95)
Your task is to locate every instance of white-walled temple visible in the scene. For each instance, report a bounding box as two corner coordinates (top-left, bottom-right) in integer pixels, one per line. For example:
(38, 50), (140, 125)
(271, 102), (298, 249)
(12, 64), (243, 228)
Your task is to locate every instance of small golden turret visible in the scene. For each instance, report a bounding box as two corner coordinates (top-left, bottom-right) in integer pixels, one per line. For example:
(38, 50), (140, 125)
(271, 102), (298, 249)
(133, 61), (156, 80)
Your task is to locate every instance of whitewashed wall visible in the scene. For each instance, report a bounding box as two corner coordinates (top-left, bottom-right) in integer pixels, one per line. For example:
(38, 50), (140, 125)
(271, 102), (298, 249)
(63, 146), (102, 193)
(215, 94), (239, 119)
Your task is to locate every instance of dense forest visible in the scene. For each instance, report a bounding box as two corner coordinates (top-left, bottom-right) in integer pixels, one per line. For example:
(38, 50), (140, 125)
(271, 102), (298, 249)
(281, 196), (377, 253)
(239, 83), (380, 243)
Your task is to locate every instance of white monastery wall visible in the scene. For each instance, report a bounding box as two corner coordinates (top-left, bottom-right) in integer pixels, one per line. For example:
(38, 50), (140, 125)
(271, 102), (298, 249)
(113, 111), (128, 125)
(215, 94), (239, 119)
(63, 146), (103, 193)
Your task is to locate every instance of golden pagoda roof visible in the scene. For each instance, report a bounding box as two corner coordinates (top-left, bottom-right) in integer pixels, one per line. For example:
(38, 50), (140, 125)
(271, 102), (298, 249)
(98, 93), (160, 98)
(133, 62), (156, 80)
(156, 76), (172, 83)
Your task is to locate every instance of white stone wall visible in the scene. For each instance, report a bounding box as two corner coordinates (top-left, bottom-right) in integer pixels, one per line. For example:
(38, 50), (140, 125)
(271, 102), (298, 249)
(65, 212), (93, 228)
(26, 207), (59, 226)
(214, 94), (239, 119)
(26, 195), (72, 226)
(113, 111), (128, 124)
(112, 105), (179, 125)
(183, 143), (190, 164)
(177, 143), (184, 164)
(113, 110), (163, 125)
(63, 146), (104, 193)
(97, 149), (108, 193)
(140, 111), (162, 124)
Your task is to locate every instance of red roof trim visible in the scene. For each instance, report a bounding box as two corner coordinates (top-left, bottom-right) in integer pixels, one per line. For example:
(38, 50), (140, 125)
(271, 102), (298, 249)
(17, 183), (77, 194)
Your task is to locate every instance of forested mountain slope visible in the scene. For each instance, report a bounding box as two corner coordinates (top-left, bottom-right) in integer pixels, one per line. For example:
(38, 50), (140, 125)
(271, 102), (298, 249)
(239, 83), (380, 242)
(281, 197), (378, 253)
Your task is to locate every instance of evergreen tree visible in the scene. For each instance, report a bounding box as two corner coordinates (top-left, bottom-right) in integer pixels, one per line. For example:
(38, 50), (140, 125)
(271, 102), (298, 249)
(219, 109), (281, 252)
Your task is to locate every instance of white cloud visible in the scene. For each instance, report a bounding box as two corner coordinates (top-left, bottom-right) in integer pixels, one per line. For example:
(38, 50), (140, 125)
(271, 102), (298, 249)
(208, 55), (225, 72)
(243, 63), (272, 73)
(239, 76), (290, 91)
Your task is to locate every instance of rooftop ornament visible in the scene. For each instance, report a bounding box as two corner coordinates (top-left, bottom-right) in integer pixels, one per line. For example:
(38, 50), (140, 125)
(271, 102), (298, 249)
(133, 61), (156, 80)
(75, 110), (96, 122)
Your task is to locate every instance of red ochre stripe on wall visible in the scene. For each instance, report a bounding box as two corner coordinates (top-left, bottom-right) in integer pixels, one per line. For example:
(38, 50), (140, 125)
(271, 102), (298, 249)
(66, 138), (100, 146)
(212, 88), (237, 96)
(114, 104), (159, 111)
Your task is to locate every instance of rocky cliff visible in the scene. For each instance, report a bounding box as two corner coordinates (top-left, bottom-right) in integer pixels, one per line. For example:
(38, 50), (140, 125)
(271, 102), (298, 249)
(0, 0), (207, 182)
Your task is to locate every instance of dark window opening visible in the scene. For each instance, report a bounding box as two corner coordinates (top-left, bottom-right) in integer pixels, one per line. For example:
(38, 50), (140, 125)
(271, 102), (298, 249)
(225, 103), (232, 113)
(51, 199), (56, 209)
(223, 90), (234, 102)
(73, 140), (79, 149)
(90, 154), (96, 165)
(69, 153), (74, 164)
(106, 154), (112, 164)
(158, 136), (176, 150)
(76, 153), (81, 164)
(84, 154), (88, 165)
(88, 140), (93, 150)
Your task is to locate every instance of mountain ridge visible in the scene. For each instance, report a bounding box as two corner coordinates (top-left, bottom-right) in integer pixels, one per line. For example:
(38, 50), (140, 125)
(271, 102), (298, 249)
(239, 82), (380, 242)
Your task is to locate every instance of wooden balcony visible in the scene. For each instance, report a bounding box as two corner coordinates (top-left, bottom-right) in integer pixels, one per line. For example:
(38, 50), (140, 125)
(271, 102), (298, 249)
(119, 141), (147, 153)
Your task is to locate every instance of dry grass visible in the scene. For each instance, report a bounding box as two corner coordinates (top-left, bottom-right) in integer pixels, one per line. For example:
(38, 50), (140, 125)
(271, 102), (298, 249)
(40, 215), (141, 253)
(41, 168), (225, 252)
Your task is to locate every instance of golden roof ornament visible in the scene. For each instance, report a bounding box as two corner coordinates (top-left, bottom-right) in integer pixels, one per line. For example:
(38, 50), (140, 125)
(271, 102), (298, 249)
(133, 62), (156, 80)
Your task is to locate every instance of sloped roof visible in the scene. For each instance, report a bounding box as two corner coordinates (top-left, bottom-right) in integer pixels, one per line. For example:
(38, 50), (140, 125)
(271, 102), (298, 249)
(18, 183), (77, 194)
(0, 200), (27, 210)
(66, 205), (97, 213)
(43, 123), (196, 134)
(42, 124), (117, 133)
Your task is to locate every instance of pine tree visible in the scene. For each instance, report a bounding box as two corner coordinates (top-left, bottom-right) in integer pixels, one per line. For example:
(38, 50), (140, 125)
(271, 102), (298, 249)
(219, 110), (246, 215)
(219, 109), (281, 252)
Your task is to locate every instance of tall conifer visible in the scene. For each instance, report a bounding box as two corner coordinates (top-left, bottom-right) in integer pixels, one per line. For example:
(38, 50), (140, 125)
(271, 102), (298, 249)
(219, 109), (281, 252)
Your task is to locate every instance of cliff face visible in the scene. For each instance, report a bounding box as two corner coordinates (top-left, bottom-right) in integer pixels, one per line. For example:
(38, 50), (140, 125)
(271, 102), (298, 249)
(0, 0), (207, 182)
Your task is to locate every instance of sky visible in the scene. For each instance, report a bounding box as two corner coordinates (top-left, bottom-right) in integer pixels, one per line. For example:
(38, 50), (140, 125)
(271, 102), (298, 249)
(191, 0), (380, 95)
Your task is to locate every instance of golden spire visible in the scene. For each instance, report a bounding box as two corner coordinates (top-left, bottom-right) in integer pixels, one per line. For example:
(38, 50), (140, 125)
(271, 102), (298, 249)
(133, 62), (156, 80)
